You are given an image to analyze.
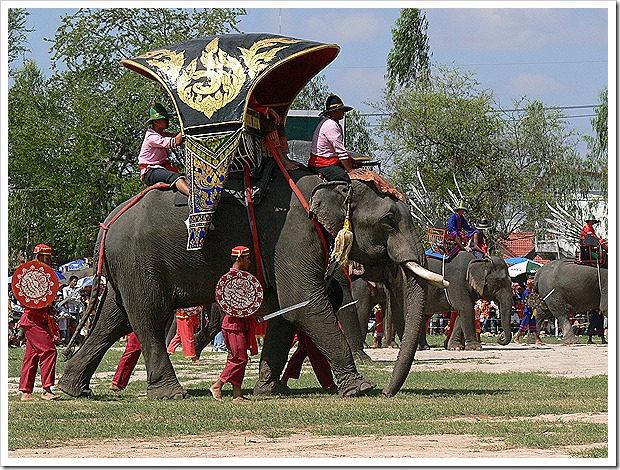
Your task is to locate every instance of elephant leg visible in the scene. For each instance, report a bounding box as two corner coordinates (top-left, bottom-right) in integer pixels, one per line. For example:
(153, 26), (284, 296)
(337, 305), (372, 363)
(560, 314), (579, 344)
(58, 288), (131, 397)
(454, 302), (482, 350)
(297, 307), (375, 397)
(447, 315), (465, 350)
(124, 293), (186, 399)
(254, 315), (297, 396)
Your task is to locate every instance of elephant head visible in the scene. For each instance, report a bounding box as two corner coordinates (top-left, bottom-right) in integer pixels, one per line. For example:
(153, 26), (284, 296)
(466, 257), (513, 345)
(310, 179), (448, 397)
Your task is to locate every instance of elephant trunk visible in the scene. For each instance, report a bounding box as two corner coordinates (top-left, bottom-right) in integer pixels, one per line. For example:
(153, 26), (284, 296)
(382, 273), (426, 397)
(404, 261), (450, 289)
(496, 290), (513, 345)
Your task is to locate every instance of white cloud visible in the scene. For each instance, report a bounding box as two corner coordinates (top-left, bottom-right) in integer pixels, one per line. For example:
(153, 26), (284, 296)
(509, 73), (568, 97)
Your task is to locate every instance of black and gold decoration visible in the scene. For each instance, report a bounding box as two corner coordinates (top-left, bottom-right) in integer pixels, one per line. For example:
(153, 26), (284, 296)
(122, 34), (339, 250)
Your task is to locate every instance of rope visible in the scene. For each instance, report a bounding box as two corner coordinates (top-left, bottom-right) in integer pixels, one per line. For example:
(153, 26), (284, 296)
(265, 137), (329, 267)
(243, 162), (266, 288)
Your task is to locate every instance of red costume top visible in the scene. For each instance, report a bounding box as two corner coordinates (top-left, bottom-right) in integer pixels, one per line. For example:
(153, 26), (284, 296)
(580, 222), (603, 243)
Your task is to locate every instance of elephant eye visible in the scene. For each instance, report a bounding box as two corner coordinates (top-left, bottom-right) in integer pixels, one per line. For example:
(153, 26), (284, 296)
(380, 212), (397, 231)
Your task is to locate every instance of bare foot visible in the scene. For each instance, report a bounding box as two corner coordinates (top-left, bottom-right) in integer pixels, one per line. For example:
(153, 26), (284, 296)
(283, 158), (301, 171)
(232, 396), (251, 403)
(41, 391), (59, 401)
(210, 385), (223, 402)
(191, 359), (201, 365)
(21, 393), (39, 401)
(110, 384), (124, 392)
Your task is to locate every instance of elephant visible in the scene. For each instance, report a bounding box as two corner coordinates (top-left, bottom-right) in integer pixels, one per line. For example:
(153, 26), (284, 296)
(426, 253), (514, 350)
(58, 166), (445, 399)
(534, 259), (608, 344)
(352, 252), (514, 353)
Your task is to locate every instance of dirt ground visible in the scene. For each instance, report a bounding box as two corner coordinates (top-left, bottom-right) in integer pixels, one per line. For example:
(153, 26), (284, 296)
(8, 342), (609, 460)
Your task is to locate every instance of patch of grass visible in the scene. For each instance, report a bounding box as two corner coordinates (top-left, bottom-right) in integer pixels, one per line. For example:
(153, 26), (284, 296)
(7, 343), (608, 455)
(570, 446), (608, 458)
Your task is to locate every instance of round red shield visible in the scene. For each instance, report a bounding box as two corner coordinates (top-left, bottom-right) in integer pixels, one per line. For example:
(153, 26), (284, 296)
(215, 269), (263, 318)
(12, 261), (59, 308)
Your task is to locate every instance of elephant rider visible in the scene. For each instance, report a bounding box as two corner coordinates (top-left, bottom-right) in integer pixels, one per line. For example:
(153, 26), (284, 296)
(513, 278), (544, 346)
(581, 214), (607, 249)
(248, 94), (301, 171)
(18, 244), (60, 401)
(210, 246), (259, 403)
(138, 102), (190, 196)
(309, 93), (354, 182)
(470, 219), (491, 259)
(447, 202), (477, 252)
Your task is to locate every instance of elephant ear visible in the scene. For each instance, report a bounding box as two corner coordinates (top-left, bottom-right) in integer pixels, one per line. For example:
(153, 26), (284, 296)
(466, 258), (492, 297)
(309, 181), (349, 237)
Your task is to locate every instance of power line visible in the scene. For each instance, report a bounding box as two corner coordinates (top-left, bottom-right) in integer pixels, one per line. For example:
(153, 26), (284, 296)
(329, 60), (606, 70)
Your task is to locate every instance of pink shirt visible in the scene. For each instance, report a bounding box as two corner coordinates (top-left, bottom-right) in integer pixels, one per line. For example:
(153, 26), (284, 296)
(138, 128), (179, 177)
(310, 116), (350, 162)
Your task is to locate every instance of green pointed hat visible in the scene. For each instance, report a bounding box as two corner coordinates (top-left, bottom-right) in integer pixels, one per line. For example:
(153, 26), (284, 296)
(146, 102), (175, 123)
(456, 201), (468, 211)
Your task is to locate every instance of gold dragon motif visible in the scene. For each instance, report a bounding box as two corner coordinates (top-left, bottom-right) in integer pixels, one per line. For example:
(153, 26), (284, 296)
(238, 37), (301, 79)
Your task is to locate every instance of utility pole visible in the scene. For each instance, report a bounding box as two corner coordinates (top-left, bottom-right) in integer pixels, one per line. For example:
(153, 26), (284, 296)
(279, 8), (282, 34)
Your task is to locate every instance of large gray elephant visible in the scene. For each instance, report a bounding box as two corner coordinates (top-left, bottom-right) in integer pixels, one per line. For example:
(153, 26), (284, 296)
(58, 167), (445, 399)
(353, 252), (514, 352)
(534, 259), (608, 344)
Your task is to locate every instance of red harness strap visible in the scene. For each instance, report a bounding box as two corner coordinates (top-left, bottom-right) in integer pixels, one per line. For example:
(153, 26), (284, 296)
(97, 183), (170, 276)
(243, 163), (266, 288)
(265, 137), (330, 268)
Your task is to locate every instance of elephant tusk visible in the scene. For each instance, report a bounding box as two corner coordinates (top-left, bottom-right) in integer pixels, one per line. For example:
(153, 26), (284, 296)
(405, 261), (450, 289)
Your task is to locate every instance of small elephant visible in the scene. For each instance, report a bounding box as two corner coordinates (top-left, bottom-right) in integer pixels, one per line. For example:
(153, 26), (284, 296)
(534, 259), (607, 344)
(58, 168), (444, 399)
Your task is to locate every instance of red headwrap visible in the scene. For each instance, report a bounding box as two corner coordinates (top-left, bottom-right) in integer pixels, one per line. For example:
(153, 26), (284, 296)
(33, 244), (53, 255)
(231, 246), (250, 258)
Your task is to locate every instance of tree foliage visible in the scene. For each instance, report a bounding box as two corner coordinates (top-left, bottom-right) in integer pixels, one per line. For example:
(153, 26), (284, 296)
(8, 8), (245, 268)
(375, 65), (590, 245)
(584, 87), (608, 198)
(385, 8), (431, 92)
(8, 8), (32, 69)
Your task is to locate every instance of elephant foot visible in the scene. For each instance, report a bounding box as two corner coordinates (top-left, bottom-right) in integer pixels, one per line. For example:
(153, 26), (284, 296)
(464, 341), (483, 351)
(353, 350), (373, 363)
(338, 375), (376, 398)
(387, 341), (399, 349)
(417, 344), (430, 351)
(563, 336), (579, 345)
(57, 375), (92, 398)
(447, 340), (464, 351)
(146, 385), (188, 399)
(253, 380), (292, 397)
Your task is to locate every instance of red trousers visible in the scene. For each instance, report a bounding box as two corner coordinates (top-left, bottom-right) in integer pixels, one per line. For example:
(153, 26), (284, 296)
(283, 331), (334, 388)
(112, 332), (142, 389)
(167, 315), (199, 358)
(219, 328), (249, 386)
(19, 314), (57, 393)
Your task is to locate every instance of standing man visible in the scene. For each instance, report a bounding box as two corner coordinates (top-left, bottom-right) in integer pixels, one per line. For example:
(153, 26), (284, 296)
(210, 246), (260, 403)
(110, 332), (142, 392)
(18, 244), (60, 401)
(513, 278), (544, 346)
(447, 202), (477, 252)
(309, 94), (354, 182)
(167, 306), (203, 364)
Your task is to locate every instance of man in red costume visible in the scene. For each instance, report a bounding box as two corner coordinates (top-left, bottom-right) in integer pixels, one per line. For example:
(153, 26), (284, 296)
(18, 244), (60, 401)
(110, 331), (142, 391)
(167, 306), (203, 364)
(281, 330), (336, 391)
(210, 246), (259, 403)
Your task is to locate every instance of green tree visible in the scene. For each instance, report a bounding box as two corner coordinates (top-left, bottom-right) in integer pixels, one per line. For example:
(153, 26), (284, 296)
(584, 87), (608, 198)
(8, 8), (32, 69)
(385, 8), (432, 92)
(375, 65), (589, 243)
(8, 8), (245, 267)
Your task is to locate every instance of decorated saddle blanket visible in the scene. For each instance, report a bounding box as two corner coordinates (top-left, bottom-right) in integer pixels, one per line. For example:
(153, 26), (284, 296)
(348, 168), (404, 201)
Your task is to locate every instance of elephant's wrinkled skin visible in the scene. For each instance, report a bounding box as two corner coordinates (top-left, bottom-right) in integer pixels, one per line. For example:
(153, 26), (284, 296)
(58, 168), (437, 399)
(534, 259), (607, 344)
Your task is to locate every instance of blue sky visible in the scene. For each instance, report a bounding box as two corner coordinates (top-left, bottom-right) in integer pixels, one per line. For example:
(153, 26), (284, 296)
(7, 2), (614, 154)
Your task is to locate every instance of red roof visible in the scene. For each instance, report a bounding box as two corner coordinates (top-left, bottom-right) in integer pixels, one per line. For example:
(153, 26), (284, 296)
(498, 232), (552, 264)
(498, 232), (535, 258)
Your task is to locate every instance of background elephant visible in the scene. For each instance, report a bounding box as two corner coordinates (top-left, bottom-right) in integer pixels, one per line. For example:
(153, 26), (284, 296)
(352, 252), (513, 352)
(58, 167), (442, 399)
(534, 260), (608, 344)
(432, 255), (513, 350)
